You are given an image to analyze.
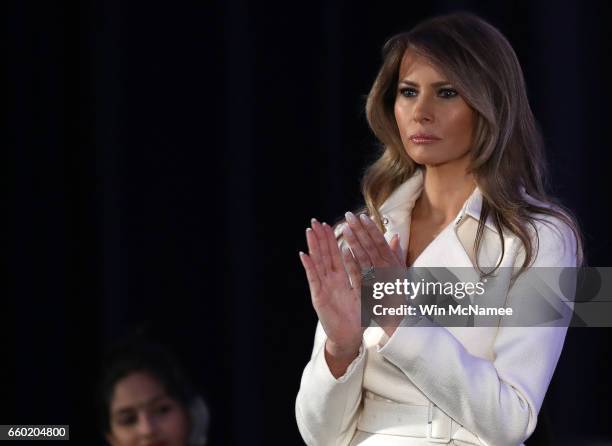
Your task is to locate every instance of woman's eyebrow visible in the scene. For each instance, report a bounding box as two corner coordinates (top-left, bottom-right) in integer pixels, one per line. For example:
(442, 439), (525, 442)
(113, 407), (134, 417)
(398, 80), (452, 87)
(112, 395), (169, 416)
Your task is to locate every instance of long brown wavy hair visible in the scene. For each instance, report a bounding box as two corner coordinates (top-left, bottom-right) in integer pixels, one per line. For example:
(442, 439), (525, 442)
(361, 12), (583, 274)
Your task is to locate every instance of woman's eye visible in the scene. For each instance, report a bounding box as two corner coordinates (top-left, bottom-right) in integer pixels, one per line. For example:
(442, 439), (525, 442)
(399, 87), (417, 97)
(153, 404), (173, 416)
(438, 88), (458, 98)
(117, 415), (137, 426)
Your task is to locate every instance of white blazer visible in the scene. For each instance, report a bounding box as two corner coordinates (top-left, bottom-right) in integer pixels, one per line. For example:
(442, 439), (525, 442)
(295, 169), (577, 446)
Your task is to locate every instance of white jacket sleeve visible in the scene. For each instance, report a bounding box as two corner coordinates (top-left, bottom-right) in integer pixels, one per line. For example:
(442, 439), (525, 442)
(377, 218), (577, 446)
(295, 322), (366, 446)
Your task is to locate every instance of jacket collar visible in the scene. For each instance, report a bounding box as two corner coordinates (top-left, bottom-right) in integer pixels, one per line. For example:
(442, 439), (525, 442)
(379, 168), (498, 234)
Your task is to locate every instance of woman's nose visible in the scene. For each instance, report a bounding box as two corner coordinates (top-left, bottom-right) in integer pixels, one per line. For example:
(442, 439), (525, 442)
(137, 413), (160, 436)
(413, 96), (434, 123)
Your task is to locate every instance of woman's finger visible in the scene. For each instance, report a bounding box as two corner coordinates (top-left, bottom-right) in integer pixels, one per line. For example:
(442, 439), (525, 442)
(306, 227), (327, 279)
(342, 246), (362, 291)
(299, 251), (322, 298)
(359, 214), (399, 264)
(389, 233), (404, 265)
(311, 219), (333, 273)
(323, 222), (344, 273)
(345, 212), (385, 265)
(341, 222), (373, 269)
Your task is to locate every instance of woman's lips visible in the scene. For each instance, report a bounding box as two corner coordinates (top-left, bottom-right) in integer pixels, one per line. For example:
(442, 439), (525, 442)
(410, 136), (441, 144)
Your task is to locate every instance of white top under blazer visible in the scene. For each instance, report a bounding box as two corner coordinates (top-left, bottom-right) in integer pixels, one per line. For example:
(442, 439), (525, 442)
(295, 169), (577, 446)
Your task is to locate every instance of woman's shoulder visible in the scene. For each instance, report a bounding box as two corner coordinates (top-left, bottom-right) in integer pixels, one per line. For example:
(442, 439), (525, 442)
(521, 202), (579, 268)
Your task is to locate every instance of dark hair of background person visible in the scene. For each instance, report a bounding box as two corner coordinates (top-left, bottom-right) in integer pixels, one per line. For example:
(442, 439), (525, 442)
(97, 335), (205, 441)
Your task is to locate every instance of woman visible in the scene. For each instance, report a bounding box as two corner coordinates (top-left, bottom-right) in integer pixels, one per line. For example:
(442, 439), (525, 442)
(296, 12), (582, 446)
(99, 338), (209, 446)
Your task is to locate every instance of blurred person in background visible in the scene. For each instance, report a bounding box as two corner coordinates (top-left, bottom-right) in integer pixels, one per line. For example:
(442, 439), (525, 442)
(99, 336), (209, 446)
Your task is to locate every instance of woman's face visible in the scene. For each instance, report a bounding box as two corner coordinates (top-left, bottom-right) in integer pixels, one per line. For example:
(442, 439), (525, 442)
(106, 371), (191, 446)
(394, 48), (476, 167)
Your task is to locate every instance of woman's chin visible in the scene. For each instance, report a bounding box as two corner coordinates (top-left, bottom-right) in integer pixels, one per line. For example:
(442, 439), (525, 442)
(406, 154), (445, 167)
(405, 149), (471, 168)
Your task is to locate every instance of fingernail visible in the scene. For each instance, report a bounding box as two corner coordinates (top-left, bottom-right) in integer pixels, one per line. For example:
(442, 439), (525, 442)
(306, 227), (312, 233)
(359, 213), (371, 223)
(298, 251), (305, 256)
(322, 222), (329, 228)
(311, 217), (318, 225)
(345, 211), (356, 223)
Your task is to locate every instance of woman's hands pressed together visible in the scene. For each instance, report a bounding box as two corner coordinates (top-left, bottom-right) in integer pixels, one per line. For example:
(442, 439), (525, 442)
(299, 213), (406, 377)
(341, 212), (404, 271)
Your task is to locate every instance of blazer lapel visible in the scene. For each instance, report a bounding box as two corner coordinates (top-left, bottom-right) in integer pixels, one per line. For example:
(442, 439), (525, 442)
(375, 172), (520, 328)
(379, 170), (424, 257)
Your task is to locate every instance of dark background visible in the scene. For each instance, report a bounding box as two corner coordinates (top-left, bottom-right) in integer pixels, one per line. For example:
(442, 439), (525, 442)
(4, 1), (611, 444)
